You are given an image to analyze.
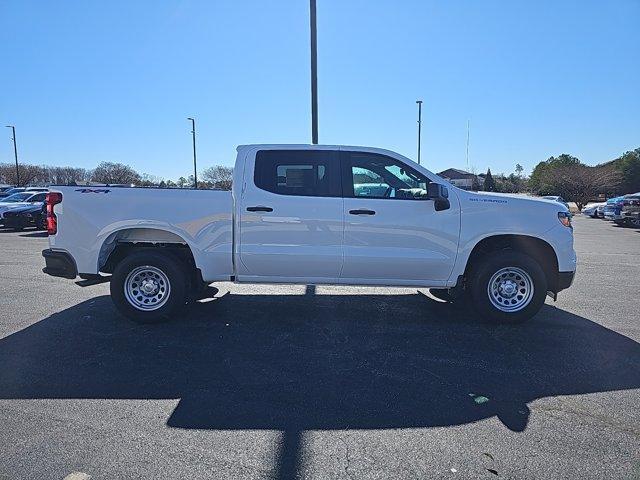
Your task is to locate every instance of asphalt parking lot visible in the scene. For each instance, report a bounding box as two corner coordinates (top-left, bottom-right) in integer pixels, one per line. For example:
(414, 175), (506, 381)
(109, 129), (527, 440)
(0, 216), (638, 480)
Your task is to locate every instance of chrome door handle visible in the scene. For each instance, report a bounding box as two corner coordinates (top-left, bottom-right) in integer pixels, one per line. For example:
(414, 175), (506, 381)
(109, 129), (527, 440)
(246, 206), (273, 212)
(349, 209), (376, 215)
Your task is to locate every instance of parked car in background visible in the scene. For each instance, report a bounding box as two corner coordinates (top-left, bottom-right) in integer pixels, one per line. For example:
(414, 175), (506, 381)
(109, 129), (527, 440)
(542, 196), (571, 210)
(603, 196), (625, 224)
(581, 202), (605, 218)
(0, 191), (48, 225)
(0, 187), (47, 199)
(621, 193), (640, 227)
(1, 203), (47, 230)
(0, 187), (27, 198)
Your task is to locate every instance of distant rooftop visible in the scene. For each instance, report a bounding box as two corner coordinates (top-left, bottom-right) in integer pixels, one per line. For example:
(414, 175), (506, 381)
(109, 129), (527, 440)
(437, 168), (476, 179)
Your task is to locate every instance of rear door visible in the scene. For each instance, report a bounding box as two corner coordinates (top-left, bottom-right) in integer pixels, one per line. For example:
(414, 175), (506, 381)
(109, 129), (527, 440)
(340, 150), (459, 285)
(237, 148), (344, 281)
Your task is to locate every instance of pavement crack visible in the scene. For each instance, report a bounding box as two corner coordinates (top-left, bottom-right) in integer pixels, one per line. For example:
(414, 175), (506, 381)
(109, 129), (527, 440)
(338, 436), (356, 480)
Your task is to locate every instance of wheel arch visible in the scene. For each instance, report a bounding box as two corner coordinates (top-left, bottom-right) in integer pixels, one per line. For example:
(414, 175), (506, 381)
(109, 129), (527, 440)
(97, 227), (203, 285)
(464, 234), (560, 292)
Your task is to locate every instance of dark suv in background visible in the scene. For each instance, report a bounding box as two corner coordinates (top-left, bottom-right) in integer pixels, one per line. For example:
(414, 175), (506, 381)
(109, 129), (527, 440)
(621, 193), (640, 227)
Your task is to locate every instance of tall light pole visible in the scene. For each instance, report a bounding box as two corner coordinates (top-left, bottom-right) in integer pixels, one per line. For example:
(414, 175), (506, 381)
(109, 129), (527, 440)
(5, 125), (20, 186)
(310, 0), (318, 144)
(187, 117), (198, 189)
(415, 100), (423, 165)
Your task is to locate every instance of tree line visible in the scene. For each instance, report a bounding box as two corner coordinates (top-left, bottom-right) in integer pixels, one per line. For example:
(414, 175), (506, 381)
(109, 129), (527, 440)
(0, 162), (234, 190)
(479, 148), (640, 207)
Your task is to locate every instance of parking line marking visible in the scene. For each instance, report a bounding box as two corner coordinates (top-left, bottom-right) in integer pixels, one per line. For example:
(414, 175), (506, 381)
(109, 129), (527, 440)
(63, 473), (91, 480)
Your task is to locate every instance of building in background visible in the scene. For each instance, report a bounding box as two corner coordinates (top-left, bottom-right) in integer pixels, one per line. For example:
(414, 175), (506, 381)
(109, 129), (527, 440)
(437, 168), (483, 191)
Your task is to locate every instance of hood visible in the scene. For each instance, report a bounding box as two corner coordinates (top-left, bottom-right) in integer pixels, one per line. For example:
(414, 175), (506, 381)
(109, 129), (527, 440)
(468, 191), (570, 211)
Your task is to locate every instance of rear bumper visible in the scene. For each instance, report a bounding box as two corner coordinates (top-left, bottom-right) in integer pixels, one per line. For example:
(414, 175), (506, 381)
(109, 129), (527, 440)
(556, 270), (575, 292)
(42, 249), (78, 279)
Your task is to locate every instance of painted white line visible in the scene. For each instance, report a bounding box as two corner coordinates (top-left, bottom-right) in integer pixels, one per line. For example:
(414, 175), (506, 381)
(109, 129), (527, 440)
(63, 472), (91, 480)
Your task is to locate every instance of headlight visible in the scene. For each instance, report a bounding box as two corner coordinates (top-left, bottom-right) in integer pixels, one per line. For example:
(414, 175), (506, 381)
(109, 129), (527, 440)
(558, 211), (572, 228)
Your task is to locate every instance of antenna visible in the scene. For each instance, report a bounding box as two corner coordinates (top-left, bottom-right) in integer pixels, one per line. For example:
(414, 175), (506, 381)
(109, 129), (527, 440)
(466, 120), (470, 171)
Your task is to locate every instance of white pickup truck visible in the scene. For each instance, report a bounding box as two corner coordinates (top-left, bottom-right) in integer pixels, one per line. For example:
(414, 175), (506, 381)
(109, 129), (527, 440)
(42, 144), (576, 324)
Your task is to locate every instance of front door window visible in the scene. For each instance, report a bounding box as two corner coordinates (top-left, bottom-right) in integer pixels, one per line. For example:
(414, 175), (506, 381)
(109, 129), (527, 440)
(346, 153), (429, 200)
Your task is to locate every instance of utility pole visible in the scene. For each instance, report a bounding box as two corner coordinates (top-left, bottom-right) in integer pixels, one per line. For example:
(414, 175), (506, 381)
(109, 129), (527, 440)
(416, 100), (423, 164)
(310, 0), (318, 144)
(5, 125), (20, 186)
(187, 117), (198, 189)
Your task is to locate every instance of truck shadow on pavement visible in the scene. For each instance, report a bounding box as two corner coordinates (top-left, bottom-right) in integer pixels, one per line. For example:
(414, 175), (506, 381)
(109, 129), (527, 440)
(1, 290), (639, 478)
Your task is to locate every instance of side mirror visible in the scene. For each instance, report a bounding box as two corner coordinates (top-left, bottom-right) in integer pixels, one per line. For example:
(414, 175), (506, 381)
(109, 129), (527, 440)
(428, 182), (448, 200)
(427, 183), (450, 211)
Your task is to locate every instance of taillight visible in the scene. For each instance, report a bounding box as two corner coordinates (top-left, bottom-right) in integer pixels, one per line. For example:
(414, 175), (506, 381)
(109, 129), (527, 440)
(46, 192), (62, 235)
(558, 211), (572, 229)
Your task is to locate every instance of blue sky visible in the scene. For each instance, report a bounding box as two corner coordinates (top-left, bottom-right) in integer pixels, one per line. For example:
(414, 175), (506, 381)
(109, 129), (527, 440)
(1, 0), (638, 180)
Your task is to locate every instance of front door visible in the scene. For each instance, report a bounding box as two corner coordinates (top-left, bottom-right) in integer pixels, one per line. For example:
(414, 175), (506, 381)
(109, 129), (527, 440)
(238, 148), (344, 281)
(340, 150), (459, 285)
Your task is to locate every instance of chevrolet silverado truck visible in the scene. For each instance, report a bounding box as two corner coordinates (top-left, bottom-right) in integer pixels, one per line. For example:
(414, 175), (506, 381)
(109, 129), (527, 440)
(42, 145), (576, 324)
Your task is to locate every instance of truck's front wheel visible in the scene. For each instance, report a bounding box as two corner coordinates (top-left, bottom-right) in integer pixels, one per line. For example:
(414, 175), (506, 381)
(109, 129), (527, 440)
(110, 250), (188, 323)
(468, 251), (547, 324)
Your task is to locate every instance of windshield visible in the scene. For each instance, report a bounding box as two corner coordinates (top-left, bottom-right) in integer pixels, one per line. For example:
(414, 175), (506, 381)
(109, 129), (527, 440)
(0, 193), (32, 203)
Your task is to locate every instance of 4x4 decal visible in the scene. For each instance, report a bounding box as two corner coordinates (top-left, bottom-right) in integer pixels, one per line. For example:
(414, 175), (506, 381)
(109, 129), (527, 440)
(75, 188), (111, 194)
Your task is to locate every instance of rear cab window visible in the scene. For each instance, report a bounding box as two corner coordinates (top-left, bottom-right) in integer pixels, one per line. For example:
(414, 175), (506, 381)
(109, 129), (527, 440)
(254, 150), (341, 197)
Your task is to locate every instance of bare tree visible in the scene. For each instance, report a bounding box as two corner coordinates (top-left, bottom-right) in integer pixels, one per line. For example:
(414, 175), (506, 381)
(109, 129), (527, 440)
(91, 162), (141, 185)
(48, 166), (89, 185)
(139, 173), (163, 187)
(201, 165), (233, 190)
(538, 164), (621, 209)
(0, 163), (48, 186)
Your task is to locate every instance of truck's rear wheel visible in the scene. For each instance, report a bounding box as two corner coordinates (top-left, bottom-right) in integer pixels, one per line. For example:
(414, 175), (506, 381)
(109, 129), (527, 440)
(468, 251), (547, 324)
(110, 250), (188, 323)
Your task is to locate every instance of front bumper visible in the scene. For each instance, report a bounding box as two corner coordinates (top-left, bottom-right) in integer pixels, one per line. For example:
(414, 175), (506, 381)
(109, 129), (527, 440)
(42, 249), (78, 279)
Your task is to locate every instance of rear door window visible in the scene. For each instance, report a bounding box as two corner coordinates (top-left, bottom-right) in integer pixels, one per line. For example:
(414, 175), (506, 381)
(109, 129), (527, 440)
(254, 150), (341, 197)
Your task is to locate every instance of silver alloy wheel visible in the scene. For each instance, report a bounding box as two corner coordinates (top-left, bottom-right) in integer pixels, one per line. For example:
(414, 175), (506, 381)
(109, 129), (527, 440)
(487, 266), (534, 313)
(124, 265), (171, 311)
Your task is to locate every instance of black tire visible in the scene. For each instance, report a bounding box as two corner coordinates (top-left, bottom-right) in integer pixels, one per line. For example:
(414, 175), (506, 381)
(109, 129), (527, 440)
(625, 218), (640, 228)
(110, 250), (189, 323)
(468, 251), (547, 324)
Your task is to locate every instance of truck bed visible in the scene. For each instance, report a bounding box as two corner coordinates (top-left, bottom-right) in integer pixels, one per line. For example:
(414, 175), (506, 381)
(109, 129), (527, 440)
(49, 186), (233, 280)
